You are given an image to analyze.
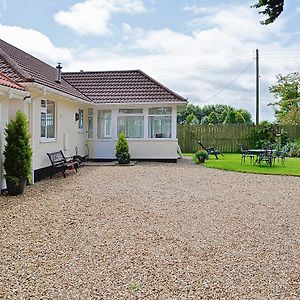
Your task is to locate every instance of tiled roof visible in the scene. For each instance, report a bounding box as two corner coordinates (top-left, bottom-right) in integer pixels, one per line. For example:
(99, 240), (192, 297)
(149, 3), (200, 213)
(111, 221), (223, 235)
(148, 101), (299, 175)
(62, 70), (187, 104)
(0, 56), (24, 82)
(0, 39), (89, 101)
(0, 72), (25, 91)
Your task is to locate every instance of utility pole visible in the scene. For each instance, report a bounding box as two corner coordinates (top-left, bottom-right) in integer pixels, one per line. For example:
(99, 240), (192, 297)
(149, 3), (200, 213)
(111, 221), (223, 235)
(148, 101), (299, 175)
(256, 49), (260, 125)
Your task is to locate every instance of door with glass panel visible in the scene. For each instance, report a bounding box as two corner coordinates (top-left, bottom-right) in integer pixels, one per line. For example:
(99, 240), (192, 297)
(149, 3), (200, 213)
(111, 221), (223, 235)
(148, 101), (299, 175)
(97, 110), (112, 139)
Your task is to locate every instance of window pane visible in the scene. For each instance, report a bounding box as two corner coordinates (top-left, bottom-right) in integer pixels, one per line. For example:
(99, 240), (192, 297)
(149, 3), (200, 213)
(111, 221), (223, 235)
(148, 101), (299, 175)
(148, 116), (171, 138)
(88, 108), (93, 138)
(78, 109), (84, 129)
(149, 107), (172, 115)
(97, 110), (111, 139)
(119, 108), (143, 114)
(118, 116), (144, 138)
(41, 99), (46, 108)
(47, 100), (55, 138)
(41, 112), (46, 138)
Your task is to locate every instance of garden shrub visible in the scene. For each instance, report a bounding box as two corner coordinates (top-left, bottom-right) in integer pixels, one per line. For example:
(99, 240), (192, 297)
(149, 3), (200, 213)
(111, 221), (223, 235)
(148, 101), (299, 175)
(115, 132), (130, 164)
(4, 111), (32, 185)
(250, 121), (289, 149)
(284, 138), (300, 157)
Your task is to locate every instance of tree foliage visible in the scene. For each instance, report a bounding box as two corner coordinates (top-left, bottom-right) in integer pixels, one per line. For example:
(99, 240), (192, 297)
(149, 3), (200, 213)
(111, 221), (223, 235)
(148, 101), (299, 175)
(178, 104), (252, 125)
(269, 72), (300, 125)
(252, 0), (284, 25)
(4, 111), (32, 184)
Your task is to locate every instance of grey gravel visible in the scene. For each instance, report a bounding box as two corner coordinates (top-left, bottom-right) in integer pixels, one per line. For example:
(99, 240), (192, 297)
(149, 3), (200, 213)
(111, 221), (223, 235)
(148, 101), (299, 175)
(1, 158), (300, 299)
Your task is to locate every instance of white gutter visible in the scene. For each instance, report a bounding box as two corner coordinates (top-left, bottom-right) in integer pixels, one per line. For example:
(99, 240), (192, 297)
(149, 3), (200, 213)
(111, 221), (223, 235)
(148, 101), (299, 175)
(0, 85), (28, 98)
(91, 101), (187, 107)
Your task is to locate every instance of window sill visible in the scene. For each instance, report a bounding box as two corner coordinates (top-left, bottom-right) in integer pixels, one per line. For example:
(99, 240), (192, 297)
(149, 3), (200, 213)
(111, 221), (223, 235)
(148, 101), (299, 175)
(40, 139), (57, 143)
(78, 129), (85, 133)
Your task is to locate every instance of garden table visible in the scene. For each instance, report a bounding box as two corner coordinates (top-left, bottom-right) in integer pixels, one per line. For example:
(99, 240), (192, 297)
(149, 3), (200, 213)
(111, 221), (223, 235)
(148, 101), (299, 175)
(247, 149), (278, 167)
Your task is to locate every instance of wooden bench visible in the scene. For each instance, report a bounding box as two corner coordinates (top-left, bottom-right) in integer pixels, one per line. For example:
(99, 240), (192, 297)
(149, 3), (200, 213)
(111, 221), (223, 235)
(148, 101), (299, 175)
(47, 150), (79, 178)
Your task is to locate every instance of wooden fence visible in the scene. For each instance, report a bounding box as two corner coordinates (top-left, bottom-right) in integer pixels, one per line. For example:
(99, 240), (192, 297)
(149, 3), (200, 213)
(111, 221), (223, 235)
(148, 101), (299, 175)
(177, 124), (300, 153)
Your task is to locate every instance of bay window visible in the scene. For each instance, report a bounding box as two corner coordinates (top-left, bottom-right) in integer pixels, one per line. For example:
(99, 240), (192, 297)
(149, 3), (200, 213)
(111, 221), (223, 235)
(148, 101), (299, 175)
(148, 107), (172, 138)
(97, 110), (111, 139)
(41, 99), (55, 139)
(117, 109), (144, 138)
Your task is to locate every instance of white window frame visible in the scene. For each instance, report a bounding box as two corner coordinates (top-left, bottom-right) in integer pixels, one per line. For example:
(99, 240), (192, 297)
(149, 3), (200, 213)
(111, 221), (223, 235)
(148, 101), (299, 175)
(78, 108), (84, 131)
(87, 108), (94, 139)
(117, 108), (144, 139)
(97, 110), (112, 140)
(148, 107), (172, 139)
(40, 99), (56, 141)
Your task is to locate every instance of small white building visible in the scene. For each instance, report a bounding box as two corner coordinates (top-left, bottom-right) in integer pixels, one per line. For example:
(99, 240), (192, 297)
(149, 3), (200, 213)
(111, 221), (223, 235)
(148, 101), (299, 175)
(0, 39), (187, 188)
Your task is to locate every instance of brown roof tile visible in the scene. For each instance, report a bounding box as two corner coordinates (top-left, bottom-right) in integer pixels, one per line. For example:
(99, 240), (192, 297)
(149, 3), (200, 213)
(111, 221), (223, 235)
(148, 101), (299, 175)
(0, 39), (89, 101)
(62, 70), (187, 104)
(0, 72), (25, 91)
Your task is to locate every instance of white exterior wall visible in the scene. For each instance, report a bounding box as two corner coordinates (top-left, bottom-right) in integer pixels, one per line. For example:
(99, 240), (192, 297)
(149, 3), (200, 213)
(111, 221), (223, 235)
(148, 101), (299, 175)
(28, 86), (91, 171)
(1, 83), (185, 189)
(90, 103), (179, 160)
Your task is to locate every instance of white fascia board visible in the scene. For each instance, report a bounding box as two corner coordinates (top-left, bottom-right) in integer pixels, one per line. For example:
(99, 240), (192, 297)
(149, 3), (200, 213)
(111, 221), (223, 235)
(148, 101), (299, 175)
(28, 82), (92, 105)
(0, 85), (29, 99)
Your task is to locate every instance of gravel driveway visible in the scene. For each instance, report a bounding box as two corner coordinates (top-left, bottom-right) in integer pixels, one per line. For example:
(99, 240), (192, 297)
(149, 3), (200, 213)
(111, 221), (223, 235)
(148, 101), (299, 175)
(1, 158), (300, 299)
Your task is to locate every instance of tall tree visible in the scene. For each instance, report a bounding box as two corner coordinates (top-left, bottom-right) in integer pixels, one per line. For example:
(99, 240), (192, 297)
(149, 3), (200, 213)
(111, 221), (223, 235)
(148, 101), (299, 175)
(269, 72), (300, 125)
(252, 0), (284, 25)
(208, 111), (219, 124)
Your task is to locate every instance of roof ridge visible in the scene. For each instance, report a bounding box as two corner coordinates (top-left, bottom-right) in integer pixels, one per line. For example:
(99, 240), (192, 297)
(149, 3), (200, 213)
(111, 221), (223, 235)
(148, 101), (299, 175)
(62, 69), (140, 74)
(0, 48), (33, 82)
(0, 39), (58, 76)
(137, 70), (187, 102)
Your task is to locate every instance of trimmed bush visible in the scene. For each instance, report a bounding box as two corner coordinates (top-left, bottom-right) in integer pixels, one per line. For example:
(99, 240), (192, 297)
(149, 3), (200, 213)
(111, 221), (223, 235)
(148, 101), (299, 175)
(4, 111), (32, 186)
(115, 132), (130, 164)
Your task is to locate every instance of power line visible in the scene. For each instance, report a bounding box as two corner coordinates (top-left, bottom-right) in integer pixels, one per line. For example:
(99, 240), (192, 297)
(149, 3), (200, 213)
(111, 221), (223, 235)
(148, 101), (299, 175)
(154, 53), (252, 75)
(205, 59), (255, 102)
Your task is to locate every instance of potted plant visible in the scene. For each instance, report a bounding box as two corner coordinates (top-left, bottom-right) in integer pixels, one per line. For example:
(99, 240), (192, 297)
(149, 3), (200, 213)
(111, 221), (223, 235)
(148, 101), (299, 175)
(115, 132), (130, 164)
(195, 149), (208, 163)
(3, 111), (32, 196)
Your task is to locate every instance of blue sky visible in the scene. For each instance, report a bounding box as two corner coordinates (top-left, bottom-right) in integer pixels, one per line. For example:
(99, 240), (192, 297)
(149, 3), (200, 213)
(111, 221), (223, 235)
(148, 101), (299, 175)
(1, 0), (300, 121)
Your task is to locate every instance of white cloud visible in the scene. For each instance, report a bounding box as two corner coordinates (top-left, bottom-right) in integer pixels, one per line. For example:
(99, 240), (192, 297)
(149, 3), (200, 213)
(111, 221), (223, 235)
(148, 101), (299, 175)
(0, 24), (73, 65)
(2, 4), (300, 121)
(184, 4), (220, 15)
(54, 0), (146, 36)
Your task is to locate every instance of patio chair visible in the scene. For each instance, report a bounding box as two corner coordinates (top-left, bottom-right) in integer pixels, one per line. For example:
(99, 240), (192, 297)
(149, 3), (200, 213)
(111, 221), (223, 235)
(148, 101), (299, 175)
(257, 149), (274, 167)
(239, 144), (255, 164)
(197, 141), (224, 159)
(274, 149), (286, 166)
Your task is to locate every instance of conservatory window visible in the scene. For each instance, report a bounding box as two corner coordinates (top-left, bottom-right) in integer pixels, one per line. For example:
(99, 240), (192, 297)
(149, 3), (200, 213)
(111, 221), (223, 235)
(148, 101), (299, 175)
(88, 108), (93, 138)
(97, 110), (112, 139)
(117, 109), (144, 138)
(148, 107), (172, 138)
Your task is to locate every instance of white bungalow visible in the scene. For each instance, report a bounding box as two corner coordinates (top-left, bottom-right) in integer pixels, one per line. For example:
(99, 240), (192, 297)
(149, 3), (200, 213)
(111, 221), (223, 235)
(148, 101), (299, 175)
(0, 39), (187, 188)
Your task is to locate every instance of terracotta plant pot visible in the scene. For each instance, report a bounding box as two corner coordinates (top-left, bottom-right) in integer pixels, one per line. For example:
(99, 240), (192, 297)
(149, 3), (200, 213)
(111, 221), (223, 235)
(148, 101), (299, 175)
(198, 156), (206, 163)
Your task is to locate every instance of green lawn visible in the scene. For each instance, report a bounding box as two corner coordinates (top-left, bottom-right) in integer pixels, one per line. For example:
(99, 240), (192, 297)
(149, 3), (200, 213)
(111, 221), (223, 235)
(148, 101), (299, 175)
(183, 153), (300, 176)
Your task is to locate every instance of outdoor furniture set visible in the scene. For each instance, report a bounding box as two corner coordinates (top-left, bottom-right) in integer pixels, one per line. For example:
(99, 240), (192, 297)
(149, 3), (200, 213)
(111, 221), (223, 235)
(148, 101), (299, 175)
(239, 144), (286, 167)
